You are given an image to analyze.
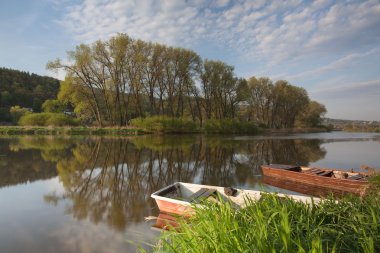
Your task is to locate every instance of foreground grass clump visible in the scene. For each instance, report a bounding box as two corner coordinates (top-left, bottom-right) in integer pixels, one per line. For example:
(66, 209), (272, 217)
(130, 116), (198, 133)
(151, 193), (380, 253)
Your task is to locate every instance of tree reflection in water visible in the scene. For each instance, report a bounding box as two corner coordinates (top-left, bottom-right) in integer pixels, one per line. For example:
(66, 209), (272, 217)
(0, 135), (326, 231)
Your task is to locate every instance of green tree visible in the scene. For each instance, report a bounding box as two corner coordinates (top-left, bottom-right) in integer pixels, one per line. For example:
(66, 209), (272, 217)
(0, 91), (12, 107)
(58, 76), (94, 124)
(200, 60), (240, 120)
(32, 98), (43, 112)
(296, 101), (327, 127)
(246, 77), (273, 126)
(9, 105), (32, 123)
(271, 80), (310, 128)
(42, 99), (66, 113)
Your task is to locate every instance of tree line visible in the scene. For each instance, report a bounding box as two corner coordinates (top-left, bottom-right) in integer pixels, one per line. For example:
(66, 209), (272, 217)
(44, 33), (325, 128)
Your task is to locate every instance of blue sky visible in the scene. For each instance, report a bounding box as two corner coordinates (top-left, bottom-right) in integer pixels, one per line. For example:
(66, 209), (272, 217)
(1, 0), (380, 120)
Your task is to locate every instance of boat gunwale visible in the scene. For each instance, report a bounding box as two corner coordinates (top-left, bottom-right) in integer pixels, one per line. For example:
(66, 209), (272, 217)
(151, 182), (321, 207)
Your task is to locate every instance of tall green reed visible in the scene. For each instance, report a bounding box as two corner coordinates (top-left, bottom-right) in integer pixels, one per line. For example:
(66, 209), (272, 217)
(146, 193), (380, 253)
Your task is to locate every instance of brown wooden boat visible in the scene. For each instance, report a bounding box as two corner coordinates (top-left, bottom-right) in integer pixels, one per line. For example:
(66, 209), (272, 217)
(261, 164), (370, 196)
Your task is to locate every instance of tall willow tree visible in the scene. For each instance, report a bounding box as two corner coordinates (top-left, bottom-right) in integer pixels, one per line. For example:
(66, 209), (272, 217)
(200, 60), (241, 120)
(47, 34), (201, 126)
(271, 80), (309, 128)
(245, 77), (312, 128)
(246, 76), (274, 125)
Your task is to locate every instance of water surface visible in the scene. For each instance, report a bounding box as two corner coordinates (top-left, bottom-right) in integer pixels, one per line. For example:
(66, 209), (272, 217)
(0, 132), (379, 252)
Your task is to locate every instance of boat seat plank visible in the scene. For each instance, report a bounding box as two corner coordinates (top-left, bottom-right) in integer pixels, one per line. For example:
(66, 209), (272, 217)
(303, 168), (323, 174)
(318, 171), (333, 177)
(347, 175), (364, 180)
(190, 188), (217, 203)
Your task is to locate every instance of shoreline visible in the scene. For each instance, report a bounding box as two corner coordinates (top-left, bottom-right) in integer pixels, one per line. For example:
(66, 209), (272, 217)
(0, 126), (145, 136)
(263, 127), (330, 134)
(0, 126), (330, 136)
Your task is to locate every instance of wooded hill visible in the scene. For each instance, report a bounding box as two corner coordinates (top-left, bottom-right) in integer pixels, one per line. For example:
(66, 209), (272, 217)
(0, 67), (60, 121)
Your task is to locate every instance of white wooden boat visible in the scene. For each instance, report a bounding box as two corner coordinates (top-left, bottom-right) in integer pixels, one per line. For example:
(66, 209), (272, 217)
(151, 182), (320, 216)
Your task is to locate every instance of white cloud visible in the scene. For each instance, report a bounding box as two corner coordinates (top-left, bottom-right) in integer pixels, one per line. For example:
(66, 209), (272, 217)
(213, 0), (230, 8)
(311, 79), (380, 98)
(57, 0), (380, 67)
(284, 47), (380, 82)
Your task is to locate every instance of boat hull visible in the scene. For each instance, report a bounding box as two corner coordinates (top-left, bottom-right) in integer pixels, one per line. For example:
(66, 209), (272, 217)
(154, 198), (194, 216)
(262, 165), (368, 196)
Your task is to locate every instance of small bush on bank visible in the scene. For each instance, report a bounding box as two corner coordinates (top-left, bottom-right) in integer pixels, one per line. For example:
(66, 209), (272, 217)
(18, 113), (79, 126)
(9, 105), (32, 123)
(130, 116), (198, 133)
(204, 119), (258, 134)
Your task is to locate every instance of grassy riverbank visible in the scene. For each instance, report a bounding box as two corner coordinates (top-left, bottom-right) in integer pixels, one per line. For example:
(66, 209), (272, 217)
(0, 116), (330, 136)
(147, 177), (380, 253)
(0, 126), (144, 136)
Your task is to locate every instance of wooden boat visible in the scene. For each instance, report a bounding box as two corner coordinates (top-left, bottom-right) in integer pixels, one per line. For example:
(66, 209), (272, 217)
(261, 164), (369, 196)
(263, 176), (350, 198)
(151, 182), (320, 216)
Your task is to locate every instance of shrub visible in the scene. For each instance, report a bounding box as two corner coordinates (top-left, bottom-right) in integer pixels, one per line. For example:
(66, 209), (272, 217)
(130, 116), (198, 133)
(42, 99), (66, 113)
(45, 113), (79, 126)
(19, 113), (50, 126)
(18, 113), (78, 126)
(9, 105), (32, 123)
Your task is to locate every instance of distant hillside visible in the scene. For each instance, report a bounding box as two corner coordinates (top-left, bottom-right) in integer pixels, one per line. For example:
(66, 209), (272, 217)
(0, 67), (60, 122)
(323, 118), (380, 131)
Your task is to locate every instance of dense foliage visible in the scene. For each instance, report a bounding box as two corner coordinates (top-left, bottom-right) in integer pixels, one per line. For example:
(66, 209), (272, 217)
(130, 116), (198, 133)
(18, 113), (79, 126)
(244, 77), (326, 128)
(48, 33), (326, 129)
(0, 67), (60, 121)
(152, 192), (380, 253)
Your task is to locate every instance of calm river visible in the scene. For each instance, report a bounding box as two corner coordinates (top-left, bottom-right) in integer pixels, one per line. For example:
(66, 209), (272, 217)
(0, 132), (379, 252)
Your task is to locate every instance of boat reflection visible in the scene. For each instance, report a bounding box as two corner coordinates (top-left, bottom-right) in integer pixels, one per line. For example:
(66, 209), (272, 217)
(150, 212), (181, 231)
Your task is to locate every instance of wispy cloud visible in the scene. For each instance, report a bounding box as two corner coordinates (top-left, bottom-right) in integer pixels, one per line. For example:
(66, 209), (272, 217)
(57, 0), (380, 66)
(311, 79), (380, 98)
(283, 47), (380, 82)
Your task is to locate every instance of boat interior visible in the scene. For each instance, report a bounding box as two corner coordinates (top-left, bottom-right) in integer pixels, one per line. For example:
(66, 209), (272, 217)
(157, 183), (230, 203)
(269, 164), (367, 180)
